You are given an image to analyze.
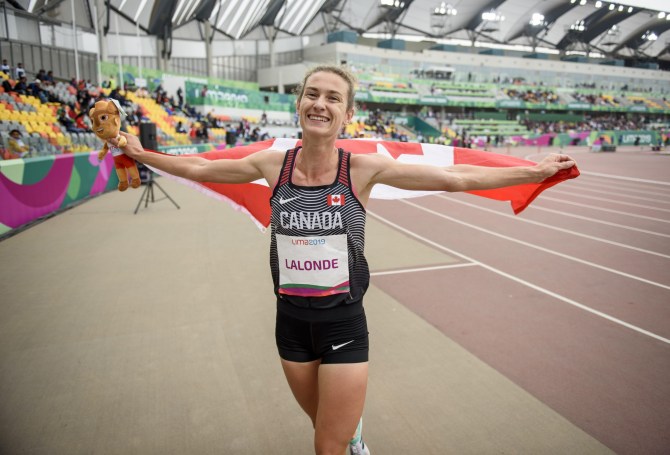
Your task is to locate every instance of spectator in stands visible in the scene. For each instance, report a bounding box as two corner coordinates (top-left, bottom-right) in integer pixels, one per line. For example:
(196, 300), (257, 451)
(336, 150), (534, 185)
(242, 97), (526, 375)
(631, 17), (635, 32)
(109, 87), (130, 108)
(28, 79), (47, 103)
(206, 109), (216, 128)
(13, 76), (28, 95)
(162, 99), (175, 116)
(183, 103), (198, 119)
(77, 86), (93, 111)
(196, 123), (209, 143)
(58, 106), (86, 133)
(200, 85), (208, 98)
(189, 123), (198, 141)
(44, 70), (54, 85)
(1, 59), (9, 75)
(177, 87), (184, 108)
(125, 108), (140, 127)
(175, 121), (187, 134)
(224, 124), (236, 147)
(242, 119), (251, 139)
(74, 111), (91, 132)
(7, 129), (30, 158)
(250, 126), (261, 142)
(80, 111), (93, 131)
(155, 87), (167, 105)
(14, 63), (25, 80)
(2, 77), (13, 93)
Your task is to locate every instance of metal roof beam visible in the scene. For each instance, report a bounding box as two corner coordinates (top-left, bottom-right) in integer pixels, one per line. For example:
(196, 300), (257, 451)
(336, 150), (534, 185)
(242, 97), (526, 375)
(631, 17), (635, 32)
(106, 1), (151, 34)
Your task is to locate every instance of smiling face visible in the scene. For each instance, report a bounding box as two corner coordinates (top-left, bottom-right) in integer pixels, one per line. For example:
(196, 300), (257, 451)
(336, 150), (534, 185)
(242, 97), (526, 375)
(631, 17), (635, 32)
(296, 71), (354, 139)
(89, 100), (121, 141)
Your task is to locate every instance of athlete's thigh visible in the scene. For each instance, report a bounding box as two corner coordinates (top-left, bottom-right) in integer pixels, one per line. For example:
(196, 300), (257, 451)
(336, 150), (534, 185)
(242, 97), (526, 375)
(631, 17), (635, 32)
(281, 358), (321, 425)
(314, 362), (368, 451)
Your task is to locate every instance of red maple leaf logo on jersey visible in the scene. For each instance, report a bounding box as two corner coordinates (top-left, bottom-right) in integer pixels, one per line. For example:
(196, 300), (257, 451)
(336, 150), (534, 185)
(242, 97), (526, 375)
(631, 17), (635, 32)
(327, 194), (345, 206)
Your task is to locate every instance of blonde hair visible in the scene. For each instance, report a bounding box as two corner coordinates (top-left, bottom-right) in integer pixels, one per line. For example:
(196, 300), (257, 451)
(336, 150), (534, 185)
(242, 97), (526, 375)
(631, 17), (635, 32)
(294, 64), (357, 111)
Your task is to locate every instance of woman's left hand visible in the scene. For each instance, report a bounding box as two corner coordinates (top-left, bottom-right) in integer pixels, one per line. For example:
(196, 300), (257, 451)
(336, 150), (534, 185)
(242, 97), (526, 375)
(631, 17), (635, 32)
(536, 153), (576, 181)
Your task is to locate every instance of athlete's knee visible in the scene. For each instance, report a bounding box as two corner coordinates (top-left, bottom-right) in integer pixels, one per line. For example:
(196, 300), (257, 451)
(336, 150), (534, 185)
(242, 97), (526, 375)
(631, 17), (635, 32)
(314, 432), (348, 455)
(314, 441), (347, 455)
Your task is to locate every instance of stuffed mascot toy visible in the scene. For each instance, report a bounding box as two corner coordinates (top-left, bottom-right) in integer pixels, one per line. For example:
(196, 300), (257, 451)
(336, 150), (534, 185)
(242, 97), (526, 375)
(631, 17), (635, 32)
(92, 99), (141, 191)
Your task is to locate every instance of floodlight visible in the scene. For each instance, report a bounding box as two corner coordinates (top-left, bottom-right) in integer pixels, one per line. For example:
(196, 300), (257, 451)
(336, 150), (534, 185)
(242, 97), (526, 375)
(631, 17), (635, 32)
(433, 2), (457, 16)
(570, 20), (585, 32)
(380, 0), (405, 8)
(529, 13), (545, 27)
(482, 10), (504, 22)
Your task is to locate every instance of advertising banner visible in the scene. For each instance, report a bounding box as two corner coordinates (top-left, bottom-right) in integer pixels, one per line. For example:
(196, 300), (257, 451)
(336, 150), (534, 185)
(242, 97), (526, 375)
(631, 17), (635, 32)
(185, 81), (294, 111)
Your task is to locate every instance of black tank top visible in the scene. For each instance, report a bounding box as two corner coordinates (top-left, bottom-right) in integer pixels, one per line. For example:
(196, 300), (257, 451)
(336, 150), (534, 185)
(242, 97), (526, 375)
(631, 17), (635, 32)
(270, 147), (369, 319)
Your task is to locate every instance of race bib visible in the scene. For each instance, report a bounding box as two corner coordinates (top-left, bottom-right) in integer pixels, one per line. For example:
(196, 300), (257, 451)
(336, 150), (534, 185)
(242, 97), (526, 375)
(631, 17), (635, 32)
(277, 234), (350, 297)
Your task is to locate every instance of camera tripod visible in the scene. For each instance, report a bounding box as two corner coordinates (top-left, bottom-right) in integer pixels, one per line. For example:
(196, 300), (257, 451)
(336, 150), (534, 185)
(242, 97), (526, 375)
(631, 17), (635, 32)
(133, 170), (180, 214)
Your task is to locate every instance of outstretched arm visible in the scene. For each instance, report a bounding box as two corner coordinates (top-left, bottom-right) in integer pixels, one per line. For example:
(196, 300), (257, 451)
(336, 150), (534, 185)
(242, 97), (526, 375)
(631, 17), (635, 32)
(110, 131), (281, 185)
(361, 152), (576, 193)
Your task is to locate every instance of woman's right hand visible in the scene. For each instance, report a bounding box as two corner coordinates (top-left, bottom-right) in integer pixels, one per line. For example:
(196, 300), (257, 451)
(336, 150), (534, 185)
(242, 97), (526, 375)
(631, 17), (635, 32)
(109, 131), (144, 160)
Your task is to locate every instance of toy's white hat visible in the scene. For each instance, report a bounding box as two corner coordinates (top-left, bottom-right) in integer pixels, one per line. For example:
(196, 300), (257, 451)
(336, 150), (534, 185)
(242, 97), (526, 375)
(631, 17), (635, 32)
(109, 98), (127, 117)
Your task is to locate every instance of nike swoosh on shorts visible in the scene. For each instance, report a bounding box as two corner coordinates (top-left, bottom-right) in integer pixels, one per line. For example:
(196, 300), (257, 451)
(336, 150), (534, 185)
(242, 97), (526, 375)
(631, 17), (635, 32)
(332, 340), (355, 350)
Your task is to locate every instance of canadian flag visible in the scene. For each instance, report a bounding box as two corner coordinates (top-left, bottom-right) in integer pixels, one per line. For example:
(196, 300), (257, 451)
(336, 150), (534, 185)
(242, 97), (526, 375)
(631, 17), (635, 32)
(327, 194), (345, 206)
(146, 138), (579, 231)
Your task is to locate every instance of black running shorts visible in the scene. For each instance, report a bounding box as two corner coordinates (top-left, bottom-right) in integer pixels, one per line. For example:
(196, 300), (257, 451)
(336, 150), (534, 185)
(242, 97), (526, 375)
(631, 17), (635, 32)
(275, 309), (369, 364)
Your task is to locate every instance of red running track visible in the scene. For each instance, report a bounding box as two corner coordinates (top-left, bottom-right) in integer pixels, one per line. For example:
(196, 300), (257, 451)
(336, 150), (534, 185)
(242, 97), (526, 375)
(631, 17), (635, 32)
(367, 148), (670, 455)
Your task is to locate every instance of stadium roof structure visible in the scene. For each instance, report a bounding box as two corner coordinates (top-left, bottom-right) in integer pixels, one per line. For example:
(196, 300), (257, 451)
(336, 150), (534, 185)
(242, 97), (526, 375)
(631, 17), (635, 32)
(13, 0), (670, 63)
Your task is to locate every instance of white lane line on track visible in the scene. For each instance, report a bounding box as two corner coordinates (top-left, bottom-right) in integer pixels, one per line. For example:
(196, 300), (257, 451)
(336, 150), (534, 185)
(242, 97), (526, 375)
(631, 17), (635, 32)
(572, 180), (670, 197)
(560, 186), (670, 205)
(437, 195), (670, 259)
(529, 205), (670, 238)
(551, 189), (670, 213)
(368, 210), (670, 345)
(371, 263), (477, 277)
(579, 171), (670, 186)
(540, 196), (670, 224)
(399, 199), (670, 291)
(523, 154), (670, 189)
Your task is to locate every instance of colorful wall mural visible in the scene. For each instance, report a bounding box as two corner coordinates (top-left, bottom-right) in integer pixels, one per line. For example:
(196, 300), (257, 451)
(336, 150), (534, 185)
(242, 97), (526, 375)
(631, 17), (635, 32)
(0, 152), (120, 236)
(1, 145), (218, 238)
